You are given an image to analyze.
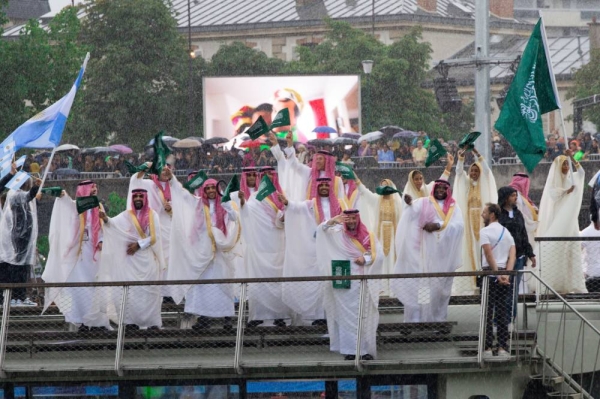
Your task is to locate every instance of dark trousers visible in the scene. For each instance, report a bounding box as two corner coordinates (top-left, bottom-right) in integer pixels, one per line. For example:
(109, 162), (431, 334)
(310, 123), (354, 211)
(586, 277), (600, 293)
(485, 277), (511, 350)
(0, 263), (30, 302)
(507, 256), (526, 320)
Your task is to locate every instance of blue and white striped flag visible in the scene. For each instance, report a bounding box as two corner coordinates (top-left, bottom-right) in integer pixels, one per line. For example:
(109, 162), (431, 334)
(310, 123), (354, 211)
(6, 171), (30, 191)
(15, 155), (26, 170)
(0, 139), (16, 158)
(0, 158), (11, 178)
(3, 53), (89, 151)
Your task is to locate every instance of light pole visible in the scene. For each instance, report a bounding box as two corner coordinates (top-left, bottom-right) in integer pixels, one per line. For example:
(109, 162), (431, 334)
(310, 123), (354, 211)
(362, 60), (374, 133)
(187, 0), (194, 137)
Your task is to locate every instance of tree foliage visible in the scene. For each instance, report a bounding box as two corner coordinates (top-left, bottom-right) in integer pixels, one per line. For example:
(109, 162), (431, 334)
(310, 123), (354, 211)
(567, 51), (600, 131)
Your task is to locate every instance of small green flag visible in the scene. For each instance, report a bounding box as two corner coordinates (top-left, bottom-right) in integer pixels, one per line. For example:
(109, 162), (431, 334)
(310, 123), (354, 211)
(335, 162), (356, 180)
(494, 18), (560, 173)
(375, 186), (401, 196)
(150, 131), (172, 176)
(183, 170), (208, 194)
(124, 161), (149, 174)
(76, 195), (100, 214)
(332, 260), (351, 289)
(41, 187), (62, 197)
(255, 175), (277, 201)
(425, 138), (448, 167)
(457, 131), (481, 149)
(221, 175), (240, 203)
(246, 116), (270, 140)
(270, 108), (291, 130)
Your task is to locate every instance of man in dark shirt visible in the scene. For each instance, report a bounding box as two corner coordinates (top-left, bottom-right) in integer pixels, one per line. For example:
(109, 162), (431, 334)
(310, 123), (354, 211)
(545, 135), (563, 161)
(497, 186), (536, 324)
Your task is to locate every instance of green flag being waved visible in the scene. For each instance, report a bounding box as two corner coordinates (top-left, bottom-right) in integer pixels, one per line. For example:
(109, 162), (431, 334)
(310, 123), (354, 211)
(335, 162), (356, 180)
(41, 186), (63, 197)
(149, 131), (172, 176)
(255, 175), (277, 202)
(246, 116), (270, 140)
(425, 138), (447, 167)
(494, 18), (560, 173)
(270, 108), (290, 130)
(221, 175), (240, 203)
(124, 161), (149, 175)
(76, 195), (100, 214)
(183, 170), (208, 194)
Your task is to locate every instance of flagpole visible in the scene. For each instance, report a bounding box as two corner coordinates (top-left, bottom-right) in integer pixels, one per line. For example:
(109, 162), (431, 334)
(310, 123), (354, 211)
(38, 147), (57, 193)
(539, 12), (575, 181)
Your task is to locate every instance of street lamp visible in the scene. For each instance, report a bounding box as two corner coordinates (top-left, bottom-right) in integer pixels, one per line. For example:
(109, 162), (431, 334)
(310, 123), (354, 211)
(187, 0), (194, 137)
(362, 60), (374, 132)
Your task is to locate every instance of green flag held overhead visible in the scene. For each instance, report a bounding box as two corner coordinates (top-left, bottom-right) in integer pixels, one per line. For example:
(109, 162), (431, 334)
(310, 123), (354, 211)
(335, 162), (356, 180)
(270, 108), (290, 130)
(149, 131), (172, 176)
(41, 187), (63, 197)
(425, 139), (448, 167)
(221, 175), (240, 203)
(246, 116), (270, 140)
(458, 131), (481, 149)
(494, 18), (560, 173)
(125, 161), (149, 174)
(255, 175), (277, 201)
(76, 195), (100, 214)
(375, 186), (401, 196)
(183, 170), (208, 194)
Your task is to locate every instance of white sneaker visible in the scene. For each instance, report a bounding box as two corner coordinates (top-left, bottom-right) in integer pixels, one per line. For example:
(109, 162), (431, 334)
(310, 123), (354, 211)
(483, 349), (494, 358)
(13, 299), (23, 307)
(9, 299), (16, 307)
(22, 298), (37, 306)
(497, 348), (510, 358)
(508, 322), (514, 332)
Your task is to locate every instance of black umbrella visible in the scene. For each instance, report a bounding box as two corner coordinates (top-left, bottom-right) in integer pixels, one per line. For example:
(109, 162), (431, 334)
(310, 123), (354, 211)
(341, 132), (361, 140)
(204, 137), (230, 145)
(333, 137), (357, 145)
(380, 126), (404, 136)
(82, 147), (120, 155)
(392, 130), (419, 139)
(307, 139), (333, 146)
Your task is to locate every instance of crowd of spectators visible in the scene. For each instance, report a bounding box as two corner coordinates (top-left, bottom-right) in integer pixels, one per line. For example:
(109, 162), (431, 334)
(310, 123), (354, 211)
(23, 128), (600, 177)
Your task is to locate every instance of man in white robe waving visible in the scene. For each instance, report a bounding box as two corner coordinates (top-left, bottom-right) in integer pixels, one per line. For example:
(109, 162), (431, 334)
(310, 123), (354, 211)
(240, 166), (291, 327)
(43, 180), (105, 330)
(393, 180), (464, 323)
(90, 189), (164, 330)
(317, 209), (383, 360)
(280, 177), (345, 325)
(168, 178), (241, 330)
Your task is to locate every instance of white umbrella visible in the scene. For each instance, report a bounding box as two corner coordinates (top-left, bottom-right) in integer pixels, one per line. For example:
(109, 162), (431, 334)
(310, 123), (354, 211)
(357, 131), (384, 144)
(55, 143), (80, 152)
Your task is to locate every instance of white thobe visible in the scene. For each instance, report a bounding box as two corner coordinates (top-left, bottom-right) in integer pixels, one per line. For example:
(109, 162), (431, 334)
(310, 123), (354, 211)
(317, 223), (383, 357)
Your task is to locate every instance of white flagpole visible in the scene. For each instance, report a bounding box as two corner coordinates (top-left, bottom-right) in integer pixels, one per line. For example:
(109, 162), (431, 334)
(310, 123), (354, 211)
(38, 147), (57, 193)
(539, 13), (575, 181)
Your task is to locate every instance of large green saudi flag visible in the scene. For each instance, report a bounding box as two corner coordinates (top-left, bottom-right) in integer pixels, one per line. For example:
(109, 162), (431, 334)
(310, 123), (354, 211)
(494, 18), (560, 173)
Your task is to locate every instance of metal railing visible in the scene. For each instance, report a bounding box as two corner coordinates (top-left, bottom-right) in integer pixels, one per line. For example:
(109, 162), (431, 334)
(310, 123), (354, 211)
(0, 271), (522, 377)
(528, 270), (600, 399)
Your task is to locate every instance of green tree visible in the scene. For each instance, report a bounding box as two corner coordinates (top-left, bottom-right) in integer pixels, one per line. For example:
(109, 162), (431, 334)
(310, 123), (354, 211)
(68, 0), (193, 148)
(209, 42), (285, 76)
(567, 50), (600, 131)
(0, 6), (85, 136)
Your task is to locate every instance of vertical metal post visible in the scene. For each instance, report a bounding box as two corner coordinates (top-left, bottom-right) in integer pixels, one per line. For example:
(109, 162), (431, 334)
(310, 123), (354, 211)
(478, 276), (489, 366)
(234, 282), (248, 375)
(114, 286), (129, 377)
(354, 279), (367, 371)
(474, 0), (491, 162)
(0, 289), (12, 378)
(371, 0), (375, 36)
(187, 0), (195, 137)
(536, 242), (541, 306)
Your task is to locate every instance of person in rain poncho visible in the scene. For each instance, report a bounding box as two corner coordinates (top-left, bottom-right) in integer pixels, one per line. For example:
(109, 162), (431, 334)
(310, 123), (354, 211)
(240, 166), (291, 327)
(88, 189), (164, 329)
(43, 180), (105, 329)
(453, 148), (497, 294)
(356, 178), (402, 296)
(279, 177), (345, 325)
(268, 132), (344, 202)
(402, 153), (454, 200)
(168, 177), (241, 330)
(537, 150), (586, 293)
(393, 180), (464, 322)
(0, 166), (41, 306)
(317, 209), (383, 360)
(128, 160), (173, 296)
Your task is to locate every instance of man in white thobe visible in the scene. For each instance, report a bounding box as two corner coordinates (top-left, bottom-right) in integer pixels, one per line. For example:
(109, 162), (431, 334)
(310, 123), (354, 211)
(168, 178), (241, 330)
(280, 177), (345, 324)
(317, 209), (383, 360)
(393, 180), (464, 323)
(43, 180), (105, 330)
(240, 166), (291, 327)
(89, 189), (164, 330)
